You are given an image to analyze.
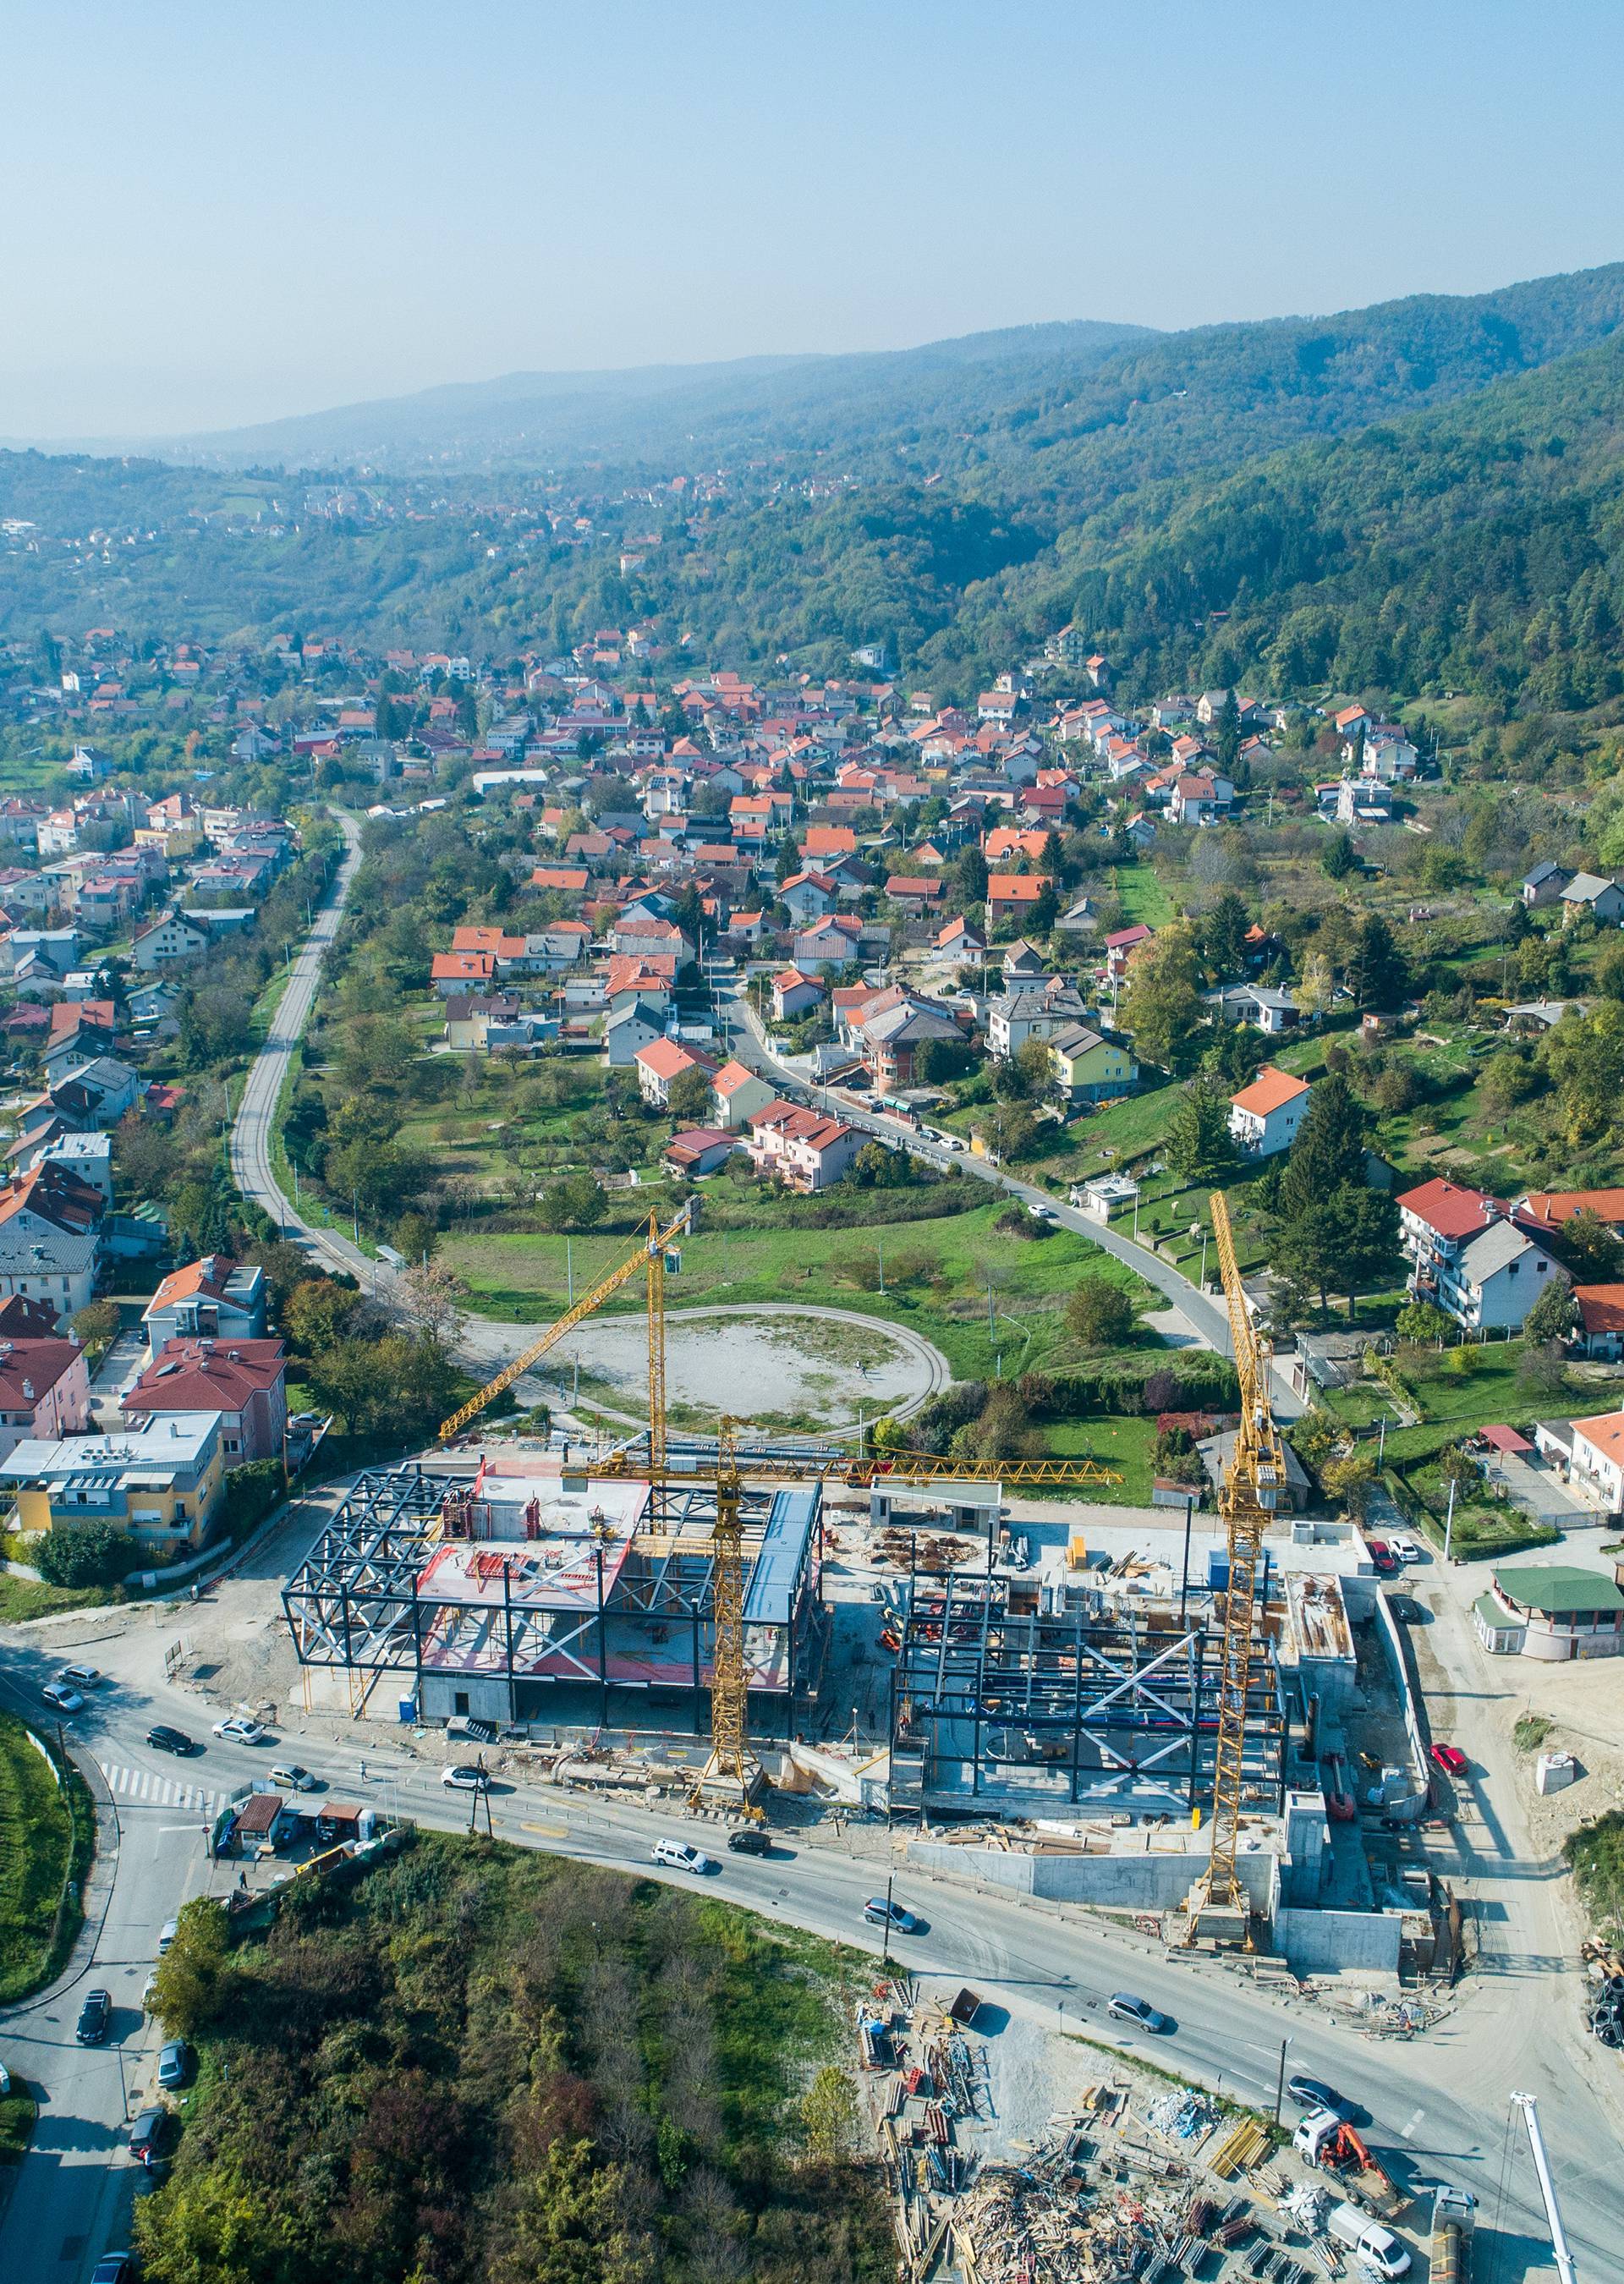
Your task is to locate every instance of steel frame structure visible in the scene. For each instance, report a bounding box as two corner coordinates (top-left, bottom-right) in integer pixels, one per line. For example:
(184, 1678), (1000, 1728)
(281, 1465), (827, 1737)
(886, 1569), (1287, 1816)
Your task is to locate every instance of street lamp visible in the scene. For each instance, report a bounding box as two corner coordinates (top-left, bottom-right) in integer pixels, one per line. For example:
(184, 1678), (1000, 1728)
(881, 1869), (895, 1967)
(1273, 2034), (1292, 2125)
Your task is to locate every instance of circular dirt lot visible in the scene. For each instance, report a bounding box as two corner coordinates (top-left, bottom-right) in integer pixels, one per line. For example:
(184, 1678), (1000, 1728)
(536, 1304), (948, 1434)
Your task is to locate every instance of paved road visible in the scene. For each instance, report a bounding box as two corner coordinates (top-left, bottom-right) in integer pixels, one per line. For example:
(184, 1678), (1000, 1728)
(725, 991), (1304, 1418)
(0, 1610), (1616, 2283)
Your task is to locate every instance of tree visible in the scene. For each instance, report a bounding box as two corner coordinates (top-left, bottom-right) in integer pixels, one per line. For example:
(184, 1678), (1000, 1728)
(1396, 1299), (1451, 1343)
(1542, 1002), (1624, 1145)
(665, 1064), (716, 1124)
(1215, 688), (1241, 773)
(1517, 1340), (1571, 1404)
(1293, 950), (1333, 1020)
(1322, 831), (1358, 880)
(956, 844), (989, 904)
(283, 1277), (362, 1357)
(392, 1210), (439, 1263)
(852, 1139), (912, 1188)
(1551, 1206), (1624, 1281)
(1321, 1449), (1376, 1518)
(1524, 1278), (1577, 1345)
(1166, 1077), (1235, 1181)
(1276, 1073), (1368, 1225)
(1065, 1275), (1137, 1349)
(71, 1298), (122, 1355)
(1199, 890), (1251, 980)
(541, 1172), (607, 1229)
(1479, 1050), (1539, 1118)
(151, 1897), (233, 2039)
(1117, 924), (1204, 1073)
(396, 1261), (469, 1353)
(1345, 913), (1407, 1012)
(36, 1518), (136, 1589)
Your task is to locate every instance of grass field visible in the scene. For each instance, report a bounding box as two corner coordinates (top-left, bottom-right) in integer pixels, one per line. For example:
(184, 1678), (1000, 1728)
(0, 1576), (109, 1624)
(1043, 1414), (1160, 1502)
(442, 1199), (1160, 1384)
(0, 1709), (94, 2004)
(1113, 866), (1177, 928)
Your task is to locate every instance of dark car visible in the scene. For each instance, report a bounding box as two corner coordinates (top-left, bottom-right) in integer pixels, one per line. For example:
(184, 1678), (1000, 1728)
(90, 2259), (137, 2284)
(129, 2106), (176, 2166)
(75, 1988), (112, 2045)
(1106, 1992), (1174, 2034)
(727, 1826), (771, 1855)
(145, 1726), (198, 1756)
(1287, 2073), (1367, 2124)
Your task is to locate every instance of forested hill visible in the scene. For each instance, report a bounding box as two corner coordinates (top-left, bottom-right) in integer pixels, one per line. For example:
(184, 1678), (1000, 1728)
(1017, 324), (1624, 710)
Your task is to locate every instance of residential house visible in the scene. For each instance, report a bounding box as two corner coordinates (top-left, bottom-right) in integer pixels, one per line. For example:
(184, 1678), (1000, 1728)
(935, 915), (985, 961)
(661, 1128), (736, 1179)
(885, 874), (944, 911)
(709, 1061), (776, 1130)
(1396, 1177), (1508, 1297)
(1561, 873), (1624, 925)
(131, 909), (211, 970)
(792, 915), (863, 971)
(1473, 1560), (1624, 1656)
(431, 950), (497, 997)
(1103, 923), (1155, 981)
(1572, 1286), (1624, 1360)
(602, 997), (667, 1068)
(1048, 1025), (1138, 1103)
(0, 1410), (228, 1550)
(1228, 1066), (1312, 1157)
(779, 871), (840, 926)
(142, 1255), (266, 1356)
(122, 1336), (288, 1466)
(1522, 861), (1572, 909)
(985, 873), (1052, 926)
(443, 992), (521, 1051)
(1429, 1219), (1566, 1333)
(745, 1101), (863, 1192)
(1204, 984), (1303, 1037)
(1515, 1189), (1624, 1238)
(770, 968), (823, 1023)
(0, 1336), (92, 1463)
(986, 980), (1092, 1060)
(0, 1163), (104, 1321)
(634, 1037), (716, 1108)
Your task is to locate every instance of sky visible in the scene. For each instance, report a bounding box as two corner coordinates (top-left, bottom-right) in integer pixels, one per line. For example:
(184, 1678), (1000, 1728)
(7, 0), (1624, 440)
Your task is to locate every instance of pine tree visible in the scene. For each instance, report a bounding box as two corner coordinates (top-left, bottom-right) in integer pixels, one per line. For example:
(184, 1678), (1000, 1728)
(1277, 1073), (1368, 1225)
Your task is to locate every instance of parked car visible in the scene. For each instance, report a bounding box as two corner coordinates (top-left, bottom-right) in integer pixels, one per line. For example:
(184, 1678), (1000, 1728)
(726, 1826), (771, 1855)
(1366, 1540), (1398, 1573)
(60, 1662), (101, 1688)
(1389, 1536), (1421, 1564)
(1429, 1743), (1469, 1778)
(268, 1763), (318, 1792)
(75, 1988), (112, 2045)
(145, 1726), (198, 1755)
(863, 1896), (921, 1934)
(0, 2061), (10, 2095)
(440, 1765), (489, 1792)
(1287, 2073), (1366, 2124)
(90, 2258), (137, 2284)
(141, 1974), (160, 2011)
(156, 2040), (192, 2090)
(650, 1839), (716, 1874)
(1106, 1993), (1174, 2034)
(158, 1919), (178, 1956)
(128, 2106), (176, 2167)
(211, 1716), (268, 1745)
(42, 1683), (83, 1713)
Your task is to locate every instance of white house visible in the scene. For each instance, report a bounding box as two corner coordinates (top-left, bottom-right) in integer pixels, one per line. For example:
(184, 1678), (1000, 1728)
(1473, 1559), (1624, 1658)
(709, 1060), (777, 1131)
(1429, 1221), (1566, 1333)
(1227, 1066), (1311, 1156)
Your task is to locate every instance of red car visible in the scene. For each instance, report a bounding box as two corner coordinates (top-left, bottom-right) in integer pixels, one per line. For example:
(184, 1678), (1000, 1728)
(1367, 1540), (1397, 1573)
(1429, 1743), (1468, 1778)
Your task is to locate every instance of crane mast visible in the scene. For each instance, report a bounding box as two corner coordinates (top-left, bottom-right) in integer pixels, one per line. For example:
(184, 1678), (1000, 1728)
(1510, 2091), (1578, 2284)
(1190, 1190), (1285, 1946)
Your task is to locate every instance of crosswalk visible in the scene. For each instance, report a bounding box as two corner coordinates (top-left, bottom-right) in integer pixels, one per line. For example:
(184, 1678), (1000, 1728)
(99, 1762), (222, 1815)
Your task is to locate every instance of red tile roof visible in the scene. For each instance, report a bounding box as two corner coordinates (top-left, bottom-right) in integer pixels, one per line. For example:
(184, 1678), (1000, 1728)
(1575, 1284), (1624, 1336)
(1397, 1177), (1505, 1242)
(123, 1337), (287, 1418)
(1231, 1065), (1310, 1117)
(1517, 1190), (1624, 1231)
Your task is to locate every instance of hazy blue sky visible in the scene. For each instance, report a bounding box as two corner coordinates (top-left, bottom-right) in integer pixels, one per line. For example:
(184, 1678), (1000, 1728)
(7, 0), (1624, 437)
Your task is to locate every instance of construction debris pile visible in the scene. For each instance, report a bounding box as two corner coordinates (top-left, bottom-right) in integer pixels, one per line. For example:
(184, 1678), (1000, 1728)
(872, 1529), (983, 1573)
(854, 1985), (1344, 2284)
(1582, 1938), (1624, 2047)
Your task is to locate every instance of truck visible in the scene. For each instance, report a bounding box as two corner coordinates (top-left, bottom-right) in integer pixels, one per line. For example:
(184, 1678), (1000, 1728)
(1293, 2109), (1410, 2224)
(1429, 2187), (1476, 2283)
(1326, 2201), (1410, 2278)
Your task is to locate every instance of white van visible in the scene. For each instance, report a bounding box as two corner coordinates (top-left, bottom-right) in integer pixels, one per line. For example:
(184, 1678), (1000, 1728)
(1327, 2202), (1410, 2277)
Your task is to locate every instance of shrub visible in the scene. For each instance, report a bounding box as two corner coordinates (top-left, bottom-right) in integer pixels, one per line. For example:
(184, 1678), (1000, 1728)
(1065, 1276), (1137, 1349)
(35, 1519), (137, 1590)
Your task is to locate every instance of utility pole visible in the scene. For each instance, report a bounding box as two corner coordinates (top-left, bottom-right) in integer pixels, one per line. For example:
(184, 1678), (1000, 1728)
(1272, 2035), (1292, 2125)
(1443, 1474), (1457, 1562)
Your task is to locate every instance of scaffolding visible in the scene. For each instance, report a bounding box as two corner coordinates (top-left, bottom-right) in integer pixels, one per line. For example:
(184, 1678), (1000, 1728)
(886, 1568), (1288, 1820)
(282, 1464), (829, 1738)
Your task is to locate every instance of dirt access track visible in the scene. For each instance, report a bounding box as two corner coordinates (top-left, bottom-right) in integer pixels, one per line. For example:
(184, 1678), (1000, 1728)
(527, 1302), (950, 1436)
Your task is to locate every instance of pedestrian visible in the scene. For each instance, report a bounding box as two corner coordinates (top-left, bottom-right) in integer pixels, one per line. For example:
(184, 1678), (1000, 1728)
(359, 1757), (368, 1781)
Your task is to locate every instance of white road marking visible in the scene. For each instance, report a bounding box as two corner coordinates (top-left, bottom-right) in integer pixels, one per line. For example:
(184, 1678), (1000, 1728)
(100, 1762), (220, 1814)
(1400, 2108), (1425, 2139)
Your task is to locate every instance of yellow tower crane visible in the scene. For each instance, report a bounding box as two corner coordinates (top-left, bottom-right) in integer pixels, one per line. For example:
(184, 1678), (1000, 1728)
(436, 1204), (691, 1463)
(1189, 1189), (1285, 1948)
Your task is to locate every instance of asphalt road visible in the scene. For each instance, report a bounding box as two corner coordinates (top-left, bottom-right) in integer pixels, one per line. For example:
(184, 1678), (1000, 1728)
(0, 1620), (1615, 2283)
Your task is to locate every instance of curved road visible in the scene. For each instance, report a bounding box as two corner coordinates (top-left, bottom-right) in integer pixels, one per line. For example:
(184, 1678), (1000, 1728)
(0, 1614), (1616, 2284)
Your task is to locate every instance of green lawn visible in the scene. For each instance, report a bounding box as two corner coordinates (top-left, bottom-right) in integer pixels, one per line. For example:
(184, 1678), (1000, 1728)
(1113, 866), (1177, 928)
(0, 1709), (94, 2003)
(442, 1199), (1160, 1384)
(1043, 1414), (1160, 1502)
(0, 1573), (110, 1623)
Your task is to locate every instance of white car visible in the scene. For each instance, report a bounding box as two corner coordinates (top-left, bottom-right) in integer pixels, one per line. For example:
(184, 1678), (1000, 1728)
(141, 1973), (160, 2011)
(41, 1683), (83, 1713)
(441, 1765), (489, 1792)
(650, 1839), (716, 1875)
(212, 1716), (269, 1745)
(1389, 1535), (1422, 1564)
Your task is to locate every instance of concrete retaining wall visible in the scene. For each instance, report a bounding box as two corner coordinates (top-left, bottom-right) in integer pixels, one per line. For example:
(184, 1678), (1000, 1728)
(1275, 1904), (1403, 1977)
(908, 1839), (1279, 1915)
(1370, 1589), (1433, 1810)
